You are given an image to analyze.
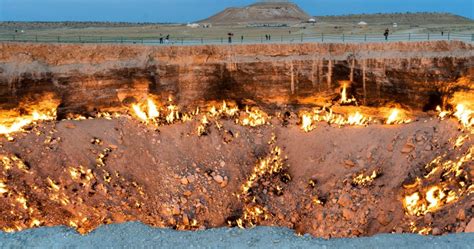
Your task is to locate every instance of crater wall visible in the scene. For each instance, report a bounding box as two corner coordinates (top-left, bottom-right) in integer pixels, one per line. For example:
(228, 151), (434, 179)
(0, 41), (472, 114)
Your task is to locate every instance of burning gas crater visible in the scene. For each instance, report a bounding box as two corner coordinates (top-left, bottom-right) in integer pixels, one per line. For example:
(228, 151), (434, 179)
(0, 80), (473, 235)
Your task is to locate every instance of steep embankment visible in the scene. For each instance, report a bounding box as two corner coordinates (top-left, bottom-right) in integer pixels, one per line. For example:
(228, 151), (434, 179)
(0, 41), (472, 115)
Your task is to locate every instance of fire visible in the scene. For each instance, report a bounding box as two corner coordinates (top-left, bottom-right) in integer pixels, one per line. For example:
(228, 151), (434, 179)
(403, 146), (473, 216)
(69, 166), (94, 184)
(47, 177), (60, 192)
(195, 101), (268, 135)
(197, 115), (209, 136)
(301, 113), (314, 132)
(385, 108), (411, 125)
(0, 109), (56, 136)
(425, 186), (445, 211)
(131, 97), (189, 125)
(0, 96), (58, 137)
(436, 106), (450, 120)
(454, 134), (468, 148)
(230, 135), (290, 228)
(0, 180), (8, 194)
(436, 104), (473, 130)
(347, 111), (369, 126)
(147, 98), (160, 119)
(403, 186), (446, 216)
(352, 170), (379, 186)
(453, 104), (473, 129)
(299, 107), (371, 132)
(239, 106), (268, 127)
(340, 82), (357, 105)
(132, 104), (148, 122)
(241, 145), (284, 194)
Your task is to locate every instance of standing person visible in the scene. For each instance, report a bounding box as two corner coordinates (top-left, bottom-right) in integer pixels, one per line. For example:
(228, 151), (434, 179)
(383, 29), (389, 41)
(159, 33), (163, 44)
(441, 31), (444, 36)
(165, 34), (170, 44)
(265, 34), (268, 41)
(241, 35), (244, 43)
(228, 33), (233, 43)
(268, 34), (271, 41)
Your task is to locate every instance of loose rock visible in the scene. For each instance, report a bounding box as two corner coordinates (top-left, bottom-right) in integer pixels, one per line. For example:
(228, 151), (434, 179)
(213, 175), (224, 184)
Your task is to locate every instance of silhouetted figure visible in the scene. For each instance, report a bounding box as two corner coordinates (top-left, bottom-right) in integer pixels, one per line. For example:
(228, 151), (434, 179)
(268, 34), (271, 41)
(383, 29), (389, 40)
(228, 33), (233, 43)
(265, 34), (268, 41)
(241, 35), (244, 43)
(441, 31), (444, 36)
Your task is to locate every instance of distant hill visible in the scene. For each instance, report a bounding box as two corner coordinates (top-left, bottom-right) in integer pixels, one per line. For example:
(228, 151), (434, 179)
(314, 12), (473, 25)
(0, 21), (175, 30)
(198, 2), (310, 24)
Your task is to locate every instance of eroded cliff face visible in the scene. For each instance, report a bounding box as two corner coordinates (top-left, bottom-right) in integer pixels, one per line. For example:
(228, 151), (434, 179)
(0, 41), (472, 115)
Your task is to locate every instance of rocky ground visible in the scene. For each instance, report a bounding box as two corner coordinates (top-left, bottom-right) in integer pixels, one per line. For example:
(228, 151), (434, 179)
(0, 105), (472, 238)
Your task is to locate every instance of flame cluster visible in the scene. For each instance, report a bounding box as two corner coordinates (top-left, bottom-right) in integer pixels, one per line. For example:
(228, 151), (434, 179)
(130, 98), (269, 136)
(403, 146), (473, 216)
(300, 107), (373, 132)
(0, 97), (59, 137)
(1, 154), (44, 232)
(300, 106), (414, 132)
(436, 104), (473, 130)
(403, 104), (473, 217)
(131, 97), (193, 125)
(0, 109), (56, 137)
(1, 150), (148, 234)
(230, 135), (289, 228)
(352, 170), (380, 187)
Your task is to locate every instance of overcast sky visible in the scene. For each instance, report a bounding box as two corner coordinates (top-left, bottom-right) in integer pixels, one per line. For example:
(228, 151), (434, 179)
(0, 0), (472, 22)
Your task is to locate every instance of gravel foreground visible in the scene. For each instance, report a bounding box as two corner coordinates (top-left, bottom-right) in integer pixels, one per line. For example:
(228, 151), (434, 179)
(0, 222), (473, 249)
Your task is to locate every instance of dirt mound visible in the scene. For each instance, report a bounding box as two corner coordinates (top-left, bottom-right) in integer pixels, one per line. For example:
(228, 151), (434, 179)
(198, 2), (310, 24)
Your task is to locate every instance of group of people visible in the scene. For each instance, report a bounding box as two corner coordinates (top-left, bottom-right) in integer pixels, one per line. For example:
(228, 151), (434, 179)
(159, 34), (170, 44)
(156, 28), (445, 44)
